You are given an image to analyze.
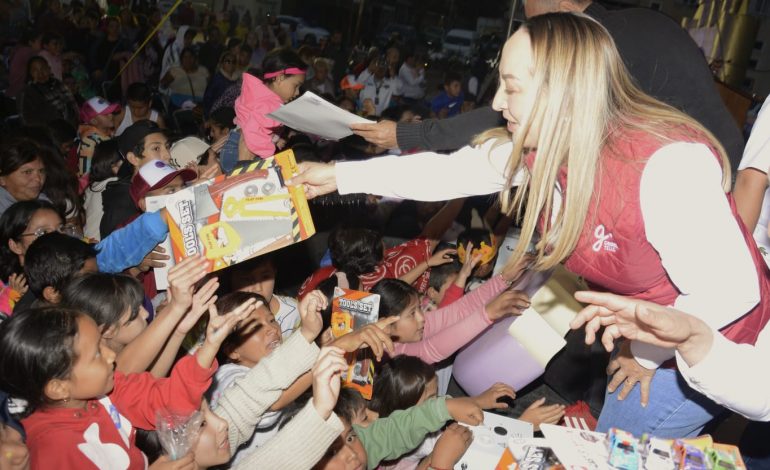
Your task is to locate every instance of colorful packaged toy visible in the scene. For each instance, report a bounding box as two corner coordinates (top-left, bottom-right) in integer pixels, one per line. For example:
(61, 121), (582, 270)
(331, 288), (380, 399)
(607, 428), (640, 470)
(163, 150), (315, 272)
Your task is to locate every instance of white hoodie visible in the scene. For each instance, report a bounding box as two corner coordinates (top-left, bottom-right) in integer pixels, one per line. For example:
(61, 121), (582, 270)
(83, 177), (118, 241)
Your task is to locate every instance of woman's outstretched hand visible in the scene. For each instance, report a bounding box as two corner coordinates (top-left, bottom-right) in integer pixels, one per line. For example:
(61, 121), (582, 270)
(288, 162), (338, 199)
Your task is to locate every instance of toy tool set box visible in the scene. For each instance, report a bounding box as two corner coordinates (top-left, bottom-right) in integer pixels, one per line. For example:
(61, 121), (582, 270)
(331, 287), (381, 399)
(164, 150), (315, 272)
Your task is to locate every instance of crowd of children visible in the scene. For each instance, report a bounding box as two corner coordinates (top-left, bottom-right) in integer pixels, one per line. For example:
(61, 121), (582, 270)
(4, 0), (770, 468)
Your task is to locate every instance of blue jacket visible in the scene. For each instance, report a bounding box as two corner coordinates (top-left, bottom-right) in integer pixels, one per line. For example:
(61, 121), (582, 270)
(95, 211), (168, 273)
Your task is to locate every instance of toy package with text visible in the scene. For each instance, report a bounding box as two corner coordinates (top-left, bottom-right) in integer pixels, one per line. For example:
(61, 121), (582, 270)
(163, 150), (315, 272)
(331, 287), (380, 399)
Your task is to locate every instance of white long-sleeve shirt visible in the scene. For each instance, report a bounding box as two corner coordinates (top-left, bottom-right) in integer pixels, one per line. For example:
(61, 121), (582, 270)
(336, 139), (760, 368)
(677, 325), (770, 421)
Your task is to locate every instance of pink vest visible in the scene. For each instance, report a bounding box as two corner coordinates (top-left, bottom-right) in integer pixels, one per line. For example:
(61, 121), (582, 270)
(527, 130), (770, 346)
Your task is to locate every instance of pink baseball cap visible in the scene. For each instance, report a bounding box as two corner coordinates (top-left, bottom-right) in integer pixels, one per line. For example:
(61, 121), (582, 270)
(130, 159), (196, 206)
(80, 96), (121, 123)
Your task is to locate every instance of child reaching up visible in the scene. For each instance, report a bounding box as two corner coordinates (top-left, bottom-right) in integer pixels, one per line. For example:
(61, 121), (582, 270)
(370, 259), (530, 365)
(62, 256), (219, 377)
(0, 297), (255, 469)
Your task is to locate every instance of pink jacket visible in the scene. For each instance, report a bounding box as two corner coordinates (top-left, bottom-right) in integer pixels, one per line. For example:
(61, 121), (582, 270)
(392, 275), (508, 364)
(234, 73), (284, 158)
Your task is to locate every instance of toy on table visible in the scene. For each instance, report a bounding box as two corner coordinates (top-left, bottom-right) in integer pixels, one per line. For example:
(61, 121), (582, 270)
(642, 436), (676, 470)
(608, 428), (641, 470)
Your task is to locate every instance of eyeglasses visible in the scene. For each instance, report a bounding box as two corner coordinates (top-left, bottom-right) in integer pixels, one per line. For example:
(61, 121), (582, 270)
(223, 59), (235, 64)
(21, 223), (83, 239)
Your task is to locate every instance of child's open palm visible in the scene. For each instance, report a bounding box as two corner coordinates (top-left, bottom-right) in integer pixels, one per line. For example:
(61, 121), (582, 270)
(176, 277), (219, 335)
(167, 256), (209, 312)
(311, 346), (348, 419)
(195, 299), (258, 369)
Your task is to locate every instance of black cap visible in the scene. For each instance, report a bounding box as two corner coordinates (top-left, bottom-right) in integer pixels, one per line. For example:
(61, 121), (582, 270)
(118, 120), (162, 158)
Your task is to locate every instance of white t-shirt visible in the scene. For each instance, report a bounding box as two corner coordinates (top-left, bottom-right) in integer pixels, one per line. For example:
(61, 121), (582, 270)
(207, 364), (282, 464)
(738, 99), (770, 268)
(274, 295), (300, 339)
(360, 76), (402, 116)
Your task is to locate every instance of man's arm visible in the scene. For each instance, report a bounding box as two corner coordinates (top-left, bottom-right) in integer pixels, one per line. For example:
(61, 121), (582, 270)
(397, 106), (503, 151)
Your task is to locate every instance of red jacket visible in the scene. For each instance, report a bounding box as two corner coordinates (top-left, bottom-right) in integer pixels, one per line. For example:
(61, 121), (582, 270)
(298, 238), (434, 298)
(526, 129), (770, 346)
(23, 354), (216, 469)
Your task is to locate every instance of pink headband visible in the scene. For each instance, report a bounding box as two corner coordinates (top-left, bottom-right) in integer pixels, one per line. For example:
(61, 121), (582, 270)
(263, 67), (306, 79)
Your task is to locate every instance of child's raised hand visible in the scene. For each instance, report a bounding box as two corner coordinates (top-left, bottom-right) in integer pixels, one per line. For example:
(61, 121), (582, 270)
(205, 299), (257, 347)
(427, 248), (457, 268)
(472, 382), (517, 410)
(167, 256), (209, 312)
(519, 397), (566, 431)
(331, 317), (399, 361)
(8, 273), (28, 295)
(457, 242), (483, 283)
(428, 423), (473, 469)
(311, 346), (348, 419)
(446, 397), (484, 426)
(299, 290), (328, 343)
(176, 277), (219, 335)
(196, 299), (258, 369)
(148, 453), (197, 470)
(484, 290), (530, 321)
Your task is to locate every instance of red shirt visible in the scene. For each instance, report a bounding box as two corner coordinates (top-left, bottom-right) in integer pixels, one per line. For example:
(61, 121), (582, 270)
(298, 238), (433, 298)
(23, 355), (216, 469)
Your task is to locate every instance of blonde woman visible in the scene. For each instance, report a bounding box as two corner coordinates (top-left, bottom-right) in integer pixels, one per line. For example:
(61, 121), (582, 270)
(290, 13), (770, 438)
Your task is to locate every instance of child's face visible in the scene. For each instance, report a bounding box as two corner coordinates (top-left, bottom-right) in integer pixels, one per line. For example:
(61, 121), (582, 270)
(270, 74), (306, 103)
(229, 305), (282, 367)
(445, 80), (462, 98)
(427, 272), (458, 305)
(127, 99), (151, 120)
(130, 132), (171, 170)
(316, 421), (367, 470)
(0, 423), (28, 470)
(389, 297), (424, 343)
(90, 114), (116, 136)
(232, 260), (276, 302)
(193, 401), (231, 467)
(417, 377), (438, 404)
(59, 316), (117, 402)
(106, 305), (149, 352)
(208, 122), (230, 142)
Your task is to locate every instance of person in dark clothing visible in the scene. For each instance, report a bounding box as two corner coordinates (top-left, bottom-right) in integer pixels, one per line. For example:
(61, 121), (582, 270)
(353, 0), (744, 171)
(198, 26), (225, 75)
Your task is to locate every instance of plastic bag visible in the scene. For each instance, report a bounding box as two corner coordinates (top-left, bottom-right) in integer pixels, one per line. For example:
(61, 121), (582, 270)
(156, 409), (203, 460)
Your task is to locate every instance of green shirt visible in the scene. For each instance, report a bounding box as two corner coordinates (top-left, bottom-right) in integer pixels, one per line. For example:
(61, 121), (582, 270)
(355, 396), (451, 469)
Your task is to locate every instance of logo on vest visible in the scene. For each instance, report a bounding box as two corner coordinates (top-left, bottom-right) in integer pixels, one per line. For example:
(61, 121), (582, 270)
(592, 225), (618, 253)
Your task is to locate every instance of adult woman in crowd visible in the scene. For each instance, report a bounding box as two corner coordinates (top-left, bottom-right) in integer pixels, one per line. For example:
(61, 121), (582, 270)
(19, 56), (78, 126)
(161, 47), (210, 110)
(0, 139), (51, 217)
(291, 12), (770, 438)
(203, 51), (239, 116)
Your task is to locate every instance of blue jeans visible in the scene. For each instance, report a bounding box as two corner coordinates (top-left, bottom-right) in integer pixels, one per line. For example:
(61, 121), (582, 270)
(596, 366), (724, 438)
(219, 129), (241, 174)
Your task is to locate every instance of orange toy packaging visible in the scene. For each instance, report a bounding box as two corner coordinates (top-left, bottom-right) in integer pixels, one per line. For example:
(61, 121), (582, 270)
(163, 150), (315, 272)
(331, 287), (381, 399)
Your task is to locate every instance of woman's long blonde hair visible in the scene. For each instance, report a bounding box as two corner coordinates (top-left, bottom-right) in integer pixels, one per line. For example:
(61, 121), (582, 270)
(475, 13), (730, 271)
